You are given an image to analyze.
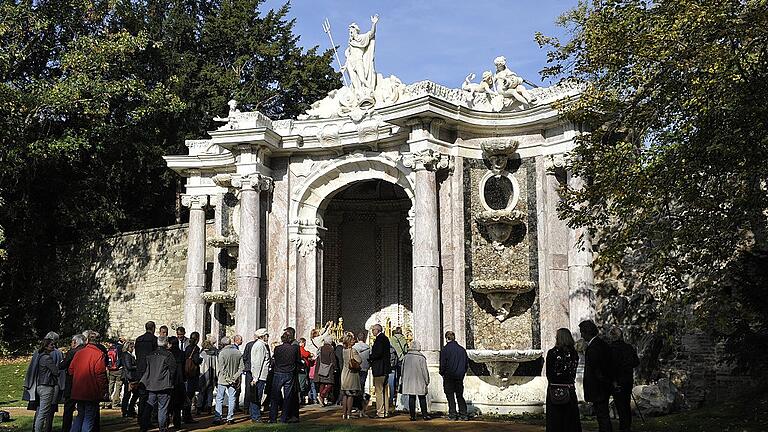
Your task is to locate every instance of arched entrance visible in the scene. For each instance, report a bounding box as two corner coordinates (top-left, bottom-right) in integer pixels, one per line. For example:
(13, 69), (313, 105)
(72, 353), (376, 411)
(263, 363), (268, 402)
(321, 179), (413, 335)
(287, 153), (416, 340)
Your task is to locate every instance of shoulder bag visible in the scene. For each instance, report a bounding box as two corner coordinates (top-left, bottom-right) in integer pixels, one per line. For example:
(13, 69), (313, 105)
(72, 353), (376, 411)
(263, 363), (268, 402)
(549, 383), (573, 405)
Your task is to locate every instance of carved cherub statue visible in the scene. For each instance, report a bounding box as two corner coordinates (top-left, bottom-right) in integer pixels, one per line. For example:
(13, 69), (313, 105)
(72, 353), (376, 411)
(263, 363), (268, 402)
(462, 71), (495, 98)
(213, 99), (241, 130)
(493, 56), (536, 106)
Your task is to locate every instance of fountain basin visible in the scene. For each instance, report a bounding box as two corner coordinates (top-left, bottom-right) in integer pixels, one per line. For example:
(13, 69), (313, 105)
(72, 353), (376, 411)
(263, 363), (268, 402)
(475, 209), (525, 250)
(467, 349), (543, 380)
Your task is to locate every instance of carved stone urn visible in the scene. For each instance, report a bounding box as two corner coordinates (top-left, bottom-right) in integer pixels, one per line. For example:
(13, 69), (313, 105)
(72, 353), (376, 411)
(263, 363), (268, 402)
(475, 209), (526, 251)
(470, 279), (536, 321)
(467, 349), (543, 382)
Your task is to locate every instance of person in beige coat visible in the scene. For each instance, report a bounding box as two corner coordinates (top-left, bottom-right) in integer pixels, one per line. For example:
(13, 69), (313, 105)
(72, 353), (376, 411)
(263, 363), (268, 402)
(340, 332), (363, 419)
(400, 341), (431, 421)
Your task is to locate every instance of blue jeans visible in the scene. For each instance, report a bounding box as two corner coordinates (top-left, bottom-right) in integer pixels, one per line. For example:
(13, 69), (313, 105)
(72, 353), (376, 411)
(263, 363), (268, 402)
(71, 401), (97, 432)
(215, 384), (237, 421)
(249, 380), (266, 420)
(269, 372), (294, 423)
(147, 391), (171, 432)
(309, 381), (318, 402)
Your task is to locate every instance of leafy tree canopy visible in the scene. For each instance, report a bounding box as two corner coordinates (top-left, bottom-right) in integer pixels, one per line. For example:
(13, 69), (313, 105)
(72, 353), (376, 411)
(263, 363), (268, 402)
(538, 0), (768, 372)
(0, 0), (340, 350)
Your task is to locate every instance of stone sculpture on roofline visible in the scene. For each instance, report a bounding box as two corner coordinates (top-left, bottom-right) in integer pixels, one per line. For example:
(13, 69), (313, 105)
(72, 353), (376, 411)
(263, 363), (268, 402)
(298, 14), (551, 122)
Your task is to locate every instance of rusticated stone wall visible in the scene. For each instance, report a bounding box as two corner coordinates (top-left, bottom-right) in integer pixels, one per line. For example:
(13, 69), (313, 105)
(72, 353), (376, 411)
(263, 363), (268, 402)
(59, 222), (215, 340)
(464, 157), (540, 350)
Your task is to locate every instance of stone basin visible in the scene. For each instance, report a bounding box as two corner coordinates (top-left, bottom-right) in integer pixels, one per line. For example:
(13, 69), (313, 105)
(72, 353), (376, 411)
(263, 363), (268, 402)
(467, 349), (544, 381)
(475, 209), (525, 250)
(469, 279), (536, 322)
(200, 291), (236, 304)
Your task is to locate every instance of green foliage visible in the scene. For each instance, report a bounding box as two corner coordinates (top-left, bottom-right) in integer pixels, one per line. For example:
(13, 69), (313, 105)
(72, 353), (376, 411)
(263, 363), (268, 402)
(538, 0), (768, 373)
(0, 0), (340, 351)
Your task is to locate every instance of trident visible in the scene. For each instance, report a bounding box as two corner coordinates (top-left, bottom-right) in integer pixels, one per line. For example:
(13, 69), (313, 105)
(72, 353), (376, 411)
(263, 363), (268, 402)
(322, 17), (349, 87)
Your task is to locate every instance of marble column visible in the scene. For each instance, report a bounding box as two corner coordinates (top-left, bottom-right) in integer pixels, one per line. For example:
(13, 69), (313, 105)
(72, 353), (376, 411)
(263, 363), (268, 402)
(567, 171), (596, 336)
(408, 150), (445, 364)
(234, 174), (271, 340)
(183, 194), (208, 335)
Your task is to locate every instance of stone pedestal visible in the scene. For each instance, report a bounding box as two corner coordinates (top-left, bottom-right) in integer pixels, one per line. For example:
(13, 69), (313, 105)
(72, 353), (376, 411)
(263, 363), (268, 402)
(234, 174), (270, 340)
(183, 195), (208, 334)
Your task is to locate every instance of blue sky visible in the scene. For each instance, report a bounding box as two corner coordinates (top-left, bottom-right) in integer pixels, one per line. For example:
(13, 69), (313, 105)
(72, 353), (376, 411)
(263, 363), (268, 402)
(262, 0), (579, 88)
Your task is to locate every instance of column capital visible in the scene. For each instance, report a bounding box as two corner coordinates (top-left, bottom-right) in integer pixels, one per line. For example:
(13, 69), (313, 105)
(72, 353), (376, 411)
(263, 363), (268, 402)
(291, 234), (322, 257)
(231, 173), (273, 192)
(181, 194), (208, 210)
(403, 149), (452, 172)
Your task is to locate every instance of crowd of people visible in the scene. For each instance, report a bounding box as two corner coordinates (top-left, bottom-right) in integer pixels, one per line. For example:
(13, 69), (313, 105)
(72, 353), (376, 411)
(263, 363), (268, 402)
(21, 320), (473, 431)
(21, 317), (637, 432)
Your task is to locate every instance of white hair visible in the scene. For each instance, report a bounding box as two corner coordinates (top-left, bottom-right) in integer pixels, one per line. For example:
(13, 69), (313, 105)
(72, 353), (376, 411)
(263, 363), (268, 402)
(45, 331), (60, 341)
(71, 334), (86, 346)
(323, 335), (334, 345)
(494, 56), (507, 66)
(220, 336), (232, 346)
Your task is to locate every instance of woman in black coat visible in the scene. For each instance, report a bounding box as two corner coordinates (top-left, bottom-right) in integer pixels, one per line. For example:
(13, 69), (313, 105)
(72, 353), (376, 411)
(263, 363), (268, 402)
(120, 341), (140, 417)
(545, 328), (582, 432)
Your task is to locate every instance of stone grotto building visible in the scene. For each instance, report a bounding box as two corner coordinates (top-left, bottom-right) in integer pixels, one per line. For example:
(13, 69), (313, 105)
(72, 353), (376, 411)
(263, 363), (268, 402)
(114, 17), (594, 413)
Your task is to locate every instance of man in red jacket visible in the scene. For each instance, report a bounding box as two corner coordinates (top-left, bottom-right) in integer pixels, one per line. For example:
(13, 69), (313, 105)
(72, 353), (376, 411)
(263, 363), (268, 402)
(69, 342), (108, 432)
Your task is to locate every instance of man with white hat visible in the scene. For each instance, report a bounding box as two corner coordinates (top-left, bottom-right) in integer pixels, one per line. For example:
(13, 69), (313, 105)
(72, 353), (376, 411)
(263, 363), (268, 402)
(249, 329), (271, 422)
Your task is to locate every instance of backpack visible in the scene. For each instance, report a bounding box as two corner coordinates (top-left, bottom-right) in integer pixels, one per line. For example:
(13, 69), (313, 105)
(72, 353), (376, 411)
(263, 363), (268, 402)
(389, 346), (398, 368)
(107, 347), (120, 371)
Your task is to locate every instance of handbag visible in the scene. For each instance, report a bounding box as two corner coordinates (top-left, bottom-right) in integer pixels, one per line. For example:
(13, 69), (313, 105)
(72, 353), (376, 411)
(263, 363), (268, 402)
(348, 349), (361, 372)
(549, 383), (572, 405)
(318, 362), (332, 377)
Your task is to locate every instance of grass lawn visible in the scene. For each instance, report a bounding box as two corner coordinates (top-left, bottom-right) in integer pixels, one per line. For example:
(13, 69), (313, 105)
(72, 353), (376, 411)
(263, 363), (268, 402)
(0, 358), (27, 408)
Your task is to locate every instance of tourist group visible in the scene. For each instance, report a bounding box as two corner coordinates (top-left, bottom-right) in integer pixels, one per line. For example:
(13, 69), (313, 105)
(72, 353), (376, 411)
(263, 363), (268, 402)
(22, 319), (637, 432)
